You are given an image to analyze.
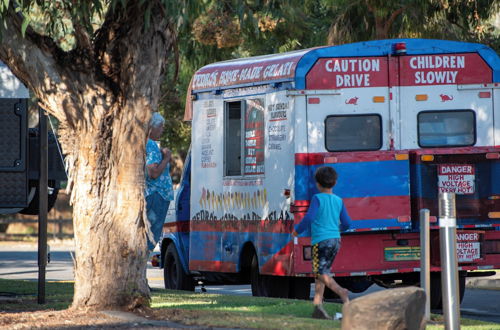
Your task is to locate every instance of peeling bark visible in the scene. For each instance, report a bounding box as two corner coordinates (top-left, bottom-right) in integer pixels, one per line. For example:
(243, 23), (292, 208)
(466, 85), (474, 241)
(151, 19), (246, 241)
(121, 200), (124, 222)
(0, 0), (174, 310)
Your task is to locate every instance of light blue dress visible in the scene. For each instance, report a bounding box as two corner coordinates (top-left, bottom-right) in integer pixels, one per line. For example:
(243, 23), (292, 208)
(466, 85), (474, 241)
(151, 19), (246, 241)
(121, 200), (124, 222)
(145, 139), (174, 251)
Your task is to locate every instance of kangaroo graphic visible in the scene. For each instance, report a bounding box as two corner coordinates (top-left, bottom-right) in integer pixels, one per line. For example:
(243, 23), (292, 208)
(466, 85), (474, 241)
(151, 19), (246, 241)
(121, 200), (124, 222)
(345, 97), (358, 105)
(440, 94), (454, 102)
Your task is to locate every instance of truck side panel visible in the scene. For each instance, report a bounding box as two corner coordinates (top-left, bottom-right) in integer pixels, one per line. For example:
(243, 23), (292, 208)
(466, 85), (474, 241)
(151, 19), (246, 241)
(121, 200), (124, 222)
(188, 90), (297, 276)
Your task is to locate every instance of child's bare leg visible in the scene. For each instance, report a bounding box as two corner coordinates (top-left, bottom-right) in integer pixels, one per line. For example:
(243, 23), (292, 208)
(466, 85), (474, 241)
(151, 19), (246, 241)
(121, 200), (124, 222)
(313, 278), (326, 305)
(318, 274), (350, 303)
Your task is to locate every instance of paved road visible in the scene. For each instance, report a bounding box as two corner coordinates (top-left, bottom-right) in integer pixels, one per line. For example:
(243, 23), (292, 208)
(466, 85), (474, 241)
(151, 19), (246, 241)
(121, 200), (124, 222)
(1, 242), (499, 324)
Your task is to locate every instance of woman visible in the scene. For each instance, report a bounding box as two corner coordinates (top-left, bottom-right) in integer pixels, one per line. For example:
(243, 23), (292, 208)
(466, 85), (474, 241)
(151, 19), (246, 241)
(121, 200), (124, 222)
(145, 112), (174, 252)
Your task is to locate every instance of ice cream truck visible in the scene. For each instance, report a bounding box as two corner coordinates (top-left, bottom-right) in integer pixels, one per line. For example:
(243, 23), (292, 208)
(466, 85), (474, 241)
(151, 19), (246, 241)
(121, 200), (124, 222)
(159, 39), (500, 308)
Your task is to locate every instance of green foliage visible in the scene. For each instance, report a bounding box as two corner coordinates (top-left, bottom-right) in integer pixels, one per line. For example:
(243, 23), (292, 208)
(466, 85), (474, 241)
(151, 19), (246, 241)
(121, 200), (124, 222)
(159, 0), (500, 158)
(321, 0), (500, 48)
(423, 0), (500, 49)
(0, 0), (497, 158)
(160, 0), (336, 156)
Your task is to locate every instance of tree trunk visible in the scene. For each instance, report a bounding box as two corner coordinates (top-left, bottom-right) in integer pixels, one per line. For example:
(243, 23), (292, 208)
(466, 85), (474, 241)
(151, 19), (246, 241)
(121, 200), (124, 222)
(69, 102), (150, 309)
(0, 1), (174, 310)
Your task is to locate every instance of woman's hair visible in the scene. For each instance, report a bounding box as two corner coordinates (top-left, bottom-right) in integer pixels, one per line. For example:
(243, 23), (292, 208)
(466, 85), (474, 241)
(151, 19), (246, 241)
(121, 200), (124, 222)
(150, 112), (165, 128)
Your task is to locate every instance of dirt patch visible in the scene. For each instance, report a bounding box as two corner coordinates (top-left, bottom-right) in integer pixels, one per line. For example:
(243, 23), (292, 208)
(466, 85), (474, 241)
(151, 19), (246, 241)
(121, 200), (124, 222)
(137, 307), (205, 325)
(0, 309), (179, 329)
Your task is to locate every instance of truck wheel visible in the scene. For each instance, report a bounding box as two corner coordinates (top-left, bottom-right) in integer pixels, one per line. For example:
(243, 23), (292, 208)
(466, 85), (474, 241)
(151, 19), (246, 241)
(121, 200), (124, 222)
(336, 276), (373, 293)
(430, 273), (442, 309)
(262, 275), (289, 298)
(251, 254), (266, 296)
(289, 277), (311, 300)
(430, 272), (466, 310)
(250, 254), (289, 298)
(164, 244), (194, 291)
(323, 287), (340, 299)
(458, 272), (466, 304)
(19, 184), (59, 215)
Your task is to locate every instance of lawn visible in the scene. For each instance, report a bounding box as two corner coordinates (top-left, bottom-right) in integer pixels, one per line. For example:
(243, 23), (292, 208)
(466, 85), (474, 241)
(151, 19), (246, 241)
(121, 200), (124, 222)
(0, 279), (498, 329)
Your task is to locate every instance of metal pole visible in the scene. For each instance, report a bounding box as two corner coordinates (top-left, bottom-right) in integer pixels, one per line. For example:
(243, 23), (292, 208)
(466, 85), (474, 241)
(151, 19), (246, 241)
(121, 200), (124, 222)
(438, 192), (460, 329)
(38, 108), (48, 304)
(419, 209), (430, 321)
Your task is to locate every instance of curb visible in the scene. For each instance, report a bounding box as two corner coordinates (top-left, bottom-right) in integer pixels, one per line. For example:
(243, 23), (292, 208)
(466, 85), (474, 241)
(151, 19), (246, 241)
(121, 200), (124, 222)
(0, 296), (23, 303)
(466, 278), (500, 290)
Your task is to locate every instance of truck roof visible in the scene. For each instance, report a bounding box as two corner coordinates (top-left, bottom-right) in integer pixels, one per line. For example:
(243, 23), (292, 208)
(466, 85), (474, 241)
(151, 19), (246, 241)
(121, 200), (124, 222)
(190, 38), (500, 93)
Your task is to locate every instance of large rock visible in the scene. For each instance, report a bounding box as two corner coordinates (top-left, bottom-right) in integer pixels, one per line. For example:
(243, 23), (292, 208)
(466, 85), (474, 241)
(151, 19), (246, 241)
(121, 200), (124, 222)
(341, 287), (426, 330)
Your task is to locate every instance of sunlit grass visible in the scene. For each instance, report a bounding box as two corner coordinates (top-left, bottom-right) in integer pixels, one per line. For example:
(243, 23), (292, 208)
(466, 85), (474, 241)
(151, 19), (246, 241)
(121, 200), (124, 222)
(0, 279), (498, 329)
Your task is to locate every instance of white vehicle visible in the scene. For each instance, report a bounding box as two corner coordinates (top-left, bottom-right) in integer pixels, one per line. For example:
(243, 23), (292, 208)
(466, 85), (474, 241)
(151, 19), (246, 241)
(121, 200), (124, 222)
(160, 39), (500, 307)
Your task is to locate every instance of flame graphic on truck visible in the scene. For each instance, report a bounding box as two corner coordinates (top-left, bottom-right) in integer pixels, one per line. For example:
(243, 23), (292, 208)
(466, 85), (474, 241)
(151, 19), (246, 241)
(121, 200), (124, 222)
(199, 187), (268, 210)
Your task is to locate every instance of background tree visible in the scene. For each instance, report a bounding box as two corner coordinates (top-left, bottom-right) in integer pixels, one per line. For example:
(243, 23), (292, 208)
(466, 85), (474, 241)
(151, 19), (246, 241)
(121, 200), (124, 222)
(160, 0), (334, 158)
(161, 0), (499, 164)
(0, 0), (177, 310)
(324, 0), (499, 47)
(2, 0), (495, 311)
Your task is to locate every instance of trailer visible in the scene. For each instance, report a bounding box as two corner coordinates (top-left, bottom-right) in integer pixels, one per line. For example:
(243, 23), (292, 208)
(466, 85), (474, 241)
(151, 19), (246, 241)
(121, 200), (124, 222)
(159, 39), (500, 307)
(0, 62), (66, 216)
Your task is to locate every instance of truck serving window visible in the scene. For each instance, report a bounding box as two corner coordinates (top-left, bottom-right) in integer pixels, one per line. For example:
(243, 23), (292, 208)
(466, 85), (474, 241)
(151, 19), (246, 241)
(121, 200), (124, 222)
(325, 114), (382, 151)
(418, 110), (475, 147)
(224, 98), (265, 177)
(225, 102), (242, 176)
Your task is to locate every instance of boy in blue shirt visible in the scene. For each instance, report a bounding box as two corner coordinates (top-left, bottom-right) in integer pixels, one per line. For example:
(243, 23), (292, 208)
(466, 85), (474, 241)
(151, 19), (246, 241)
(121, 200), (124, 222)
(292, 166), (351, 319)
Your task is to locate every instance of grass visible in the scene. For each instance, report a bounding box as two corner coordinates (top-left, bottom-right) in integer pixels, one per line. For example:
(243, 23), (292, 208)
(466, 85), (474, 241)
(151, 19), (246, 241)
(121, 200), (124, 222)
(151, 290), (343, 329)
(0, 279), (499, 329)
(0, 279), (73, 311)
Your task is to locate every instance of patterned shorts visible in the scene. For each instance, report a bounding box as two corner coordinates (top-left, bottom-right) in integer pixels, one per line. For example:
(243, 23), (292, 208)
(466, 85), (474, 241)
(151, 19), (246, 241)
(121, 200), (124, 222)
(312, 238), (341, 276)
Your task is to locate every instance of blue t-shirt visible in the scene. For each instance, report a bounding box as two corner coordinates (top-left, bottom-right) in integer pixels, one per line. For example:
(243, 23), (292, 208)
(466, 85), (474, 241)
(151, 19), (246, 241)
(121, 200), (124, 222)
(145, 139), (174, 201)
(294, 193), (351, 245)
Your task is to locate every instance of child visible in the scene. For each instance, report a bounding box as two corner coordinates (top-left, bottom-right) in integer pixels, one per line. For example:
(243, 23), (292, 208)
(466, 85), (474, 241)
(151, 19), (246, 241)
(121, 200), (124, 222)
(292, 166), (351, 319)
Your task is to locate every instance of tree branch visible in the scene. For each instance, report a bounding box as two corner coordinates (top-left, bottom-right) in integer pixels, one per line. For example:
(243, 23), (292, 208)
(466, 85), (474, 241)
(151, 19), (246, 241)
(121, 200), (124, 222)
(383, 7), (405, 37)
(93, 0), (173, 107)
(0, 6), (71, 121)
(73, 20), (93, 54)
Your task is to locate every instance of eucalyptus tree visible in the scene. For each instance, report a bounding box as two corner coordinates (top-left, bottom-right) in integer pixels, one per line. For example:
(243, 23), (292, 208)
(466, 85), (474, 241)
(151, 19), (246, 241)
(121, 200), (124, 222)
(324, 0), (499, 51)
(161, 0), (334, 156)
(0, 0), (179, 309)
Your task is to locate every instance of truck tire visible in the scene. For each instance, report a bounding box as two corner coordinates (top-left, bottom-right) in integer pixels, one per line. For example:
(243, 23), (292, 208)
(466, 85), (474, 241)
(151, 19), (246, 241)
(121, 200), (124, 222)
(250, 254), (290, 298)
(323, 287), (340, 299)
(264, 275), (289, 298)
(324, 276), (373, 299)
(19, 182), (59, 215)
(458, 272), (466, 304)
(289, 277), (311, 300)
(430, 272), (466, 310)
(251, 254), (266, 296)
(429, 273), (442, 309)
(337, 276), (373, 293)
(163, 244), (194, 291)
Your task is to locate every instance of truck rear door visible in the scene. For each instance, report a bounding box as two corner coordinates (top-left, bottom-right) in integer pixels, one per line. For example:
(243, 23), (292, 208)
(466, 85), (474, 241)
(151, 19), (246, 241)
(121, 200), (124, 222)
(299, 56), (411, 232)
(304, 92), (412, 232)
(398, 52), (499, 229)
(402, 86), (498, 228)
